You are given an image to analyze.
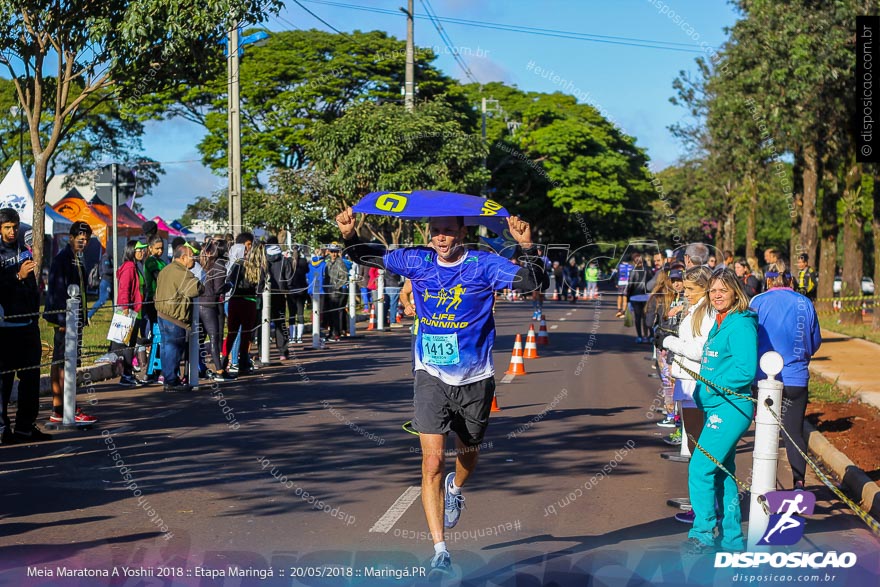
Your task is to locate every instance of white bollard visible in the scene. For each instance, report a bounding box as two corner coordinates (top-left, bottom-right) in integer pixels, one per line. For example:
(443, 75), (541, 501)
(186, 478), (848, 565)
(376, 270), (385, 331)
(312, 294), (322, 349)
(747, 351), (785, 551)
(63, 284), (80, 426)
(261, 286), (271, 365)
(678, 400), (691, 458)
(348, 265), (357, 336)
(188, 297), (200, 389)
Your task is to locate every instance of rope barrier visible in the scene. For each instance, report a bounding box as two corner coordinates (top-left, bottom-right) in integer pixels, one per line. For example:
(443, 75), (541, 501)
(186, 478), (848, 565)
(813, 294), (879, 303)
(684, 430), (769, 515)
(672, 359), (757, 404)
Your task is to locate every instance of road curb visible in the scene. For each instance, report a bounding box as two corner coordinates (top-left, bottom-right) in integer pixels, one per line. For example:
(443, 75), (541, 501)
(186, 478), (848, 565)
(805, 420), (880, 521)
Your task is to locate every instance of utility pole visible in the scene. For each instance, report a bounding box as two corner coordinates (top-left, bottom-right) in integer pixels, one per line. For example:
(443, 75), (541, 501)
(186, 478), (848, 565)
(111, 163), (119, 306)
(480, 97), (502, 237)
(403, 0), (415, 111)
(228, 23), (243, 236)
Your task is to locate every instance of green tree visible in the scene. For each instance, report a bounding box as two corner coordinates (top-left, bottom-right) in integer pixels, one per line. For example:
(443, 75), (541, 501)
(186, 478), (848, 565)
(309, 99), (488, 245)
(243, 168), (337, 245)
(0, 0), (280, 267)
(179, 192), (227, 228)
(462, 82), (654, 245)
(139, 29), (473, 189)
(722, 0), (863, 309)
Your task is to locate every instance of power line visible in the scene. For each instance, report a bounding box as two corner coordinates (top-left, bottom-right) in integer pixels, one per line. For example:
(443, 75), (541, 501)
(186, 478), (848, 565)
(419, 0), (478, 84)
(291, 0), (343, 34)
(303, 0), (705, 53)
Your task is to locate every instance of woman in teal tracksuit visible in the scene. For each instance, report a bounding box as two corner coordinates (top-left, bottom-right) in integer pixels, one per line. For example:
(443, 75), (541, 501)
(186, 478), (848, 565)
(687, 268), (757, 553)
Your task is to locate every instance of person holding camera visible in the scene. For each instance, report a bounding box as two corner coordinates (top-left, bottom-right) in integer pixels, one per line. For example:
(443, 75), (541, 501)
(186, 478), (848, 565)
(0, 208), (51, 443)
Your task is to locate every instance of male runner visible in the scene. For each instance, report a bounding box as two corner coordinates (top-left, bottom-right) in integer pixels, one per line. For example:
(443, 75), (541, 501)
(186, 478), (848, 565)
(335, 208), (544, 578)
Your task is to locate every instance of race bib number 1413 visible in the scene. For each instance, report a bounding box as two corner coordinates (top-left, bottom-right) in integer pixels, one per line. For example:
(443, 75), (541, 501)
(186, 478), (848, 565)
(421, 333), (460, 365)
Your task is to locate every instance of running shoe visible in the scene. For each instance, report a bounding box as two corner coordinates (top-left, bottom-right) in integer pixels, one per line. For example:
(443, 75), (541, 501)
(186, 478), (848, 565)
(49, 408), (98, 424)
(675, 510), (696, 524)
(656, 415), (677, 428)
(14, 425), (53, 442)
(428, 551), (452, 580)
(443, 471), (466, 528)
(119, 374), (144, 388)
(635, 337), (642, 343)
(794, 480), (806, 492)
(663, 429), (683, 446)
(212, 371), (235, 382)
(681, 537), (715, 555)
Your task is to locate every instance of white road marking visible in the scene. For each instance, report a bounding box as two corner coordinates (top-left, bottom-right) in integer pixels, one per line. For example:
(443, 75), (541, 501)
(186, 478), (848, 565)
(559, 318), (566, 321)
(550, 325), (559, 330)
(565, 312), (573, 316)
(370, 486), (422, 533)
(500, 373), (516, 384)
(154, 410), (179, 419)
(48, 446), (77, 458)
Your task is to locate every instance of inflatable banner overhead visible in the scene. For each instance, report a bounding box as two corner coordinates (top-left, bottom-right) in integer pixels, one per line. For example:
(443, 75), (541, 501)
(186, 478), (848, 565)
(353, 190), (509, 222)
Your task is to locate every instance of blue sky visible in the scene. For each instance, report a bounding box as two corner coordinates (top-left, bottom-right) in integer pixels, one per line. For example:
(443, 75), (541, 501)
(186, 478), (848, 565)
(140, 0), (740, 222)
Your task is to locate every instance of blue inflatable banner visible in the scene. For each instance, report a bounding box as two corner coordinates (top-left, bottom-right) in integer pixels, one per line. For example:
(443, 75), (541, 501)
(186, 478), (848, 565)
(352, 190), (509, 225)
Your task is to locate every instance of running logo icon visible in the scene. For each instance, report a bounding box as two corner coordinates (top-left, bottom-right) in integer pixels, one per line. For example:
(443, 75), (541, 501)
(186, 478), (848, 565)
(758, 490), (816, 546)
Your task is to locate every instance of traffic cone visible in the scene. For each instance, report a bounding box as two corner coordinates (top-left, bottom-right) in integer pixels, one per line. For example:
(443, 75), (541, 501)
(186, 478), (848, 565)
(536, 317), (550, 345)
(491, 392), (501, 412)
(524, 324), (540, 359)
(367, 304), (376, 331)
(551, 290), (558, 301)
(504, 334), (527, 375)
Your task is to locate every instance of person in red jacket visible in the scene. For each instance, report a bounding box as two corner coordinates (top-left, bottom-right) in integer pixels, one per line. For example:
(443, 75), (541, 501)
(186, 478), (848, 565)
(114, 240), (147, 387)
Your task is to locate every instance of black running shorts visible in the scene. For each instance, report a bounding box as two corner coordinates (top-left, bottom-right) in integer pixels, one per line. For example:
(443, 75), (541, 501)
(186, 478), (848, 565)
(52, 326), (83, 366)
(412, 370), (495, 446)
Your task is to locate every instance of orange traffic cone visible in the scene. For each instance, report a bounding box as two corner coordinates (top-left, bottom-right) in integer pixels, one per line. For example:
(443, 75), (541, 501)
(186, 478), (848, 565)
(551, 290), (558, 301)
(367, 305), (376, 331)
(504, 334), (527, 375)
(537, 317), (550, 345)
(524, 324), (540, 359)
(491, 393), (501, 412)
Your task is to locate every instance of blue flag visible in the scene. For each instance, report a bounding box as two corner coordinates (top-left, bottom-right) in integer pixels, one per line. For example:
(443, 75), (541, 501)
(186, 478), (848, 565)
(352, 190), (509, 225)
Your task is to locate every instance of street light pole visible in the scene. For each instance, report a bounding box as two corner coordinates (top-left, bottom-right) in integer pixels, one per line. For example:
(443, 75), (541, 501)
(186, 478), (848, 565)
(228, 23), (243, 237)
(401, 0), (415, 112)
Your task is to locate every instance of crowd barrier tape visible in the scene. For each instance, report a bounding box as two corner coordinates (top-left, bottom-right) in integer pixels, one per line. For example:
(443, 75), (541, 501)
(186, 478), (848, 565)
(673, 359), (880, 537)
(813, 295), (880, 303)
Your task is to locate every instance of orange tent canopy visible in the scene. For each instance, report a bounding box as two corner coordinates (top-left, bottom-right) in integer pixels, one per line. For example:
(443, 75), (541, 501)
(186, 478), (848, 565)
(53, 189), (110, 247)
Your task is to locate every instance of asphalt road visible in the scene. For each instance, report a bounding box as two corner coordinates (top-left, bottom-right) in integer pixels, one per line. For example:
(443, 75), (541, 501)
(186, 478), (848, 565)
(1, 296), (878, 586)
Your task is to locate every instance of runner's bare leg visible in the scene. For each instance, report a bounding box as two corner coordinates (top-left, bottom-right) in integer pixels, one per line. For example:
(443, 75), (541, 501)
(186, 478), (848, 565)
(420, 433), (446, 545)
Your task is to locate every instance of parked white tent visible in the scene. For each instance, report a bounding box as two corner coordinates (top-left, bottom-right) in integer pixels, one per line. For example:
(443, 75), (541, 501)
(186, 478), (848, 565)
(0, 160), (72, 234)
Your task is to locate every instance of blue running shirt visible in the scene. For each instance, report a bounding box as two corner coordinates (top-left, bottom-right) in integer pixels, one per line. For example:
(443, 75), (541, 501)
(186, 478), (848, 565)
(384, 247), (521, 385)
(617, 262), (632, 287)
